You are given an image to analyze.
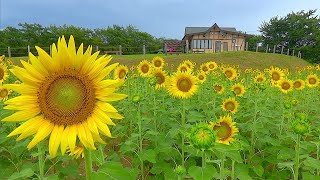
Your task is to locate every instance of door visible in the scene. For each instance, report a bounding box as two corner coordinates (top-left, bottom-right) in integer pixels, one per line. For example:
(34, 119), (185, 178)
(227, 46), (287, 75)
(223, 42), (228, 52)
(215, 41), (221, 53)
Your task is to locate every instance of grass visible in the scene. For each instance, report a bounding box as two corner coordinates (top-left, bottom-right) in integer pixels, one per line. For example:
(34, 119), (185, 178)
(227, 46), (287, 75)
(8, 51), (310, 70)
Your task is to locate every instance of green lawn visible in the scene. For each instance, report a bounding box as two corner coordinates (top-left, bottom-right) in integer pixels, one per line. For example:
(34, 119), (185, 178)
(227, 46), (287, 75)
(8, 51), (310, 70)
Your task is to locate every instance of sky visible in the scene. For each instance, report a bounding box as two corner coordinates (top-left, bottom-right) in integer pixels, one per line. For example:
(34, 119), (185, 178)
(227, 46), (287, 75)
(0, 0), (320, 39)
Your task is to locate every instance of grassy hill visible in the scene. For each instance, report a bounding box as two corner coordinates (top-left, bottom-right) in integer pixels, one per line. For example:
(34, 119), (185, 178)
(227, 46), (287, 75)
(9, 51), (310, 70)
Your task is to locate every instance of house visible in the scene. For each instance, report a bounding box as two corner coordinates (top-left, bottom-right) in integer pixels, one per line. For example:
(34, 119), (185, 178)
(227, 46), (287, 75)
(182, 23), (249, 53)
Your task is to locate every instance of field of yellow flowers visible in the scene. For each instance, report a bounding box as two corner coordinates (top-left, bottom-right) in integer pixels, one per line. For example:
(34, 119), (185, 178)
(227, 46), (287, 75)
(0, 36), (320, 180)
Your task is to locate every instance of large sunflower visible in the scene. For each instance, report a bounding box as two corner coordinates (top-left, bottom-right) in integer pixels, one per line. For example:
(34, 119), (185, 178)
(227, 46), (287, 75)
(209, 115), (238, 145)
(221, 97), (239, 114)
(166, 72), (198, 99)
(269, 67), (285, 82)
(3, 36), (127, 157)
(293, 79), (305, 90)
(152, 56), (165, 69)
(137, 60), (152, 77)
(306, 74), (319, 88)
(223, 67), (237, 80)
(0, 63), (9, 84)
(231, 83), (246, 97)
(278, 79), (293, 93)
(114, 65), (128, 80)
(153, 69), (168, 90)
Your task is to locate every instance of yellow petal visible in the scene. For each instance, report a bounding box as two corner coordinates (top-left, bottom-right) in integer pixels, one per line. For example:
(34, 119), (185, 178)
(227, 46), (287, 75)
(98, 93), (128, 102)
(35, 46), (57, 73)
(94, 119), (112, 137)
(60, 126), (70, 155)
(86, 118), (99, 135)
(7, 116), (43, 137)
(96, 101), (118, 112)
(93, 63), (119, 84)
(49, 125), (64, 158)
(5, 84), (38, 95)
(92, 133), (106, 144)
(10, 67), (41, 86)
(27, 120), (54, 150)
(28, 53), (49, 76)
(93, 108), (115, 126)
(68, 125), (77, 152)
(77, 123), (91, 149)
(20, 61), (45, 81)
(2, 109), (40, 122)
(105, 112), (124, 120)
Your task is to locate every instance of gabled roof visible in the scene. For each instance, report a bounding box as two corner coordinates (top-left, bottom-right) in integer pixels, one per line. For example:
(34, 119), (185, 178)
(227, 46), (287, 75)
(183, 23), (248, 40)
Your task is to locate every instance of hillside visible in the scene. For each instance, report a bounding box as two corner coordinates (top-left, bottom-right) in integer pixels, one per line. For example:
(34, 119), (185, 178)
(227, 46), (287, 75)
(9, 51), (310, 70)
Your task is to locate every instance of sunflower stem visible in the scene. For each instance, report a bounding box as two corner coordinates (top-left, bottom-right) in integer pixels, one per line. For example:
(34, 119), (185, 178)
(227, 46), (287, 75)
(201, 150), (206, 168)
(220, 153), (225, 180)
(137, 103), (145, 180)
(84, 148), (93, 180)
(294, 134), (300, 180)
(181, 100), (186, 168)
(231, 160), (235, 180)
(317, 142), (320, 176)
(37, 144), (45, 180)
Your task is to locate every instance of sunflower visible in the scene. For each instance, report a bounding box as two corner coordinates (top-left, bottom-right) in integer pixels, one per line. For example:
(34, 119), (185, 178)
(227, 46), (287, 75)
(152, 56), (165, 69)
(0, 63), (9, 84)
(189, 124), (216, 150)
(213, 84), (224, 94)
(153, 69), (168, 89)
(269, 67), (285, 82)
(137, 60), (152, 77)
(221, 97), (239, 114)
(114, 65), (128, 80)
(3, 36), (127, 158)
(231, 83), (246, 97)
(200, 63), (209, 74)
(177, 63), (191, 73)
(278, 79), (293, 93)
(293, 79), (305, 90)
(182, 60), (194, 70)
(306, 74), (319, 88)
(223, 67), (237, 80)
(166, 72), (198, 99)
(209, 115), (238, 145)
(0, 86), (10, 101)
(196, 71), (207, 83)
(207, 61), (218, 71)
(254, 73), (266, 83)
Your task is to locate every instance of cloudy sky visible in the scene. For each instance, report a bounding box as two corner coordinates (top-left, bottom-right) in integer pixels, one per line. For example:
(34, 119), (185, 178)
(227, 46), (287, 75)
(0, 0), (319, 39)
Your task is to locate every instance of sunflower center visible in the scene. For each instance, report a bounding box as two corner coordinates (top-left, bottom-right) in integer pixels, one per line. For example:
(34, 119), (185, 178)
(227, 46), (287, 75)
(154, 60), (162, 67)
(118, 70), (126, 79)
(0, 68), (4, 80)
(257, 77), (263, 82)
(0, 88), (8, 98)
(233, 87), (242, 95)
(225, 101), (235, 111)
(281, 82), (291, 90)
(294, 81), (301, 88)
(272, 72), (280, 81)
(39, 70), (95, 125)
(202, 66), (208, 72)
(141, 64), (149, 73)
(213, 122), (232, 141)
(180, 67), (188, 72)
(199, 75), (204, 80)
(214, 85), (222, 91)
(225, 70), (233, 78)
(155, 73), (165, 84)
(209, 64), (215, 69)
(195, 129), (209, 142)
(309, 77), (317, 84)
(177, 78), (192, 92)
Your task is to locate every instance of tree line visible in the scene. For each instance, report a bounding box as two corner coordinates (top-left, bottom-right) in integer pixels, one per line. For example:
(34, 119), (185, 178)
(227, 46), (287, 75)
(0, 23), (167, 56)
(248, 9), (320, 63)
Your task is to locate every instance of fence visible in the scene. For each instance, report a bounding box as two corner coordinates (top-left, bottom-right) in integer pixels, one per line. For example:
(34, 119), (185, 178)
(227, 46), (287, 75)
(0, 42), (303, 59)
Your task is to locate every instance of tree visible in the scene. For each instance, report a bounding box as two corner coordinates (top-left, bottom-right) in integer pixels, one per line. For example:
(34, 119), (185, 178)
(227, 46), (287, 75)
(259, 10), (320, 63)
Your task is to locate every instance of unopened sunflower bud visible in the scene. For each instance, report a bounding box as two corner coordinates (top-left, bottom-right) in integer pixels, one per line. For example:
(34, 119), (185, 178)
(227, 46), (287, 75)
(292, 119), (310, 135)
(174, 165), (186, 175)
(189, 124), (215, 151)
(132, 95), (141, 103)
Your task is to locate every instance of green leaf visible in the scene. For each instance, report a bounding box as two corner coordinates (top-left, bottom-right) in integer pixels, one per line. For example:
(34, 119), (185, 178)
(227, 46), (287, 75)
(44, 175), (59, 180)
(252, 164), (264, 177)
(98, 161), (138, 180)
(56, 161), (79, 178)
(188, 165), (217, 180)
(235, 164), (252, 180)
(139, 149), (157, 163)
(225, 150), (243, 163)
(303, 157), (320, 169)
(8, 168), (34, 180)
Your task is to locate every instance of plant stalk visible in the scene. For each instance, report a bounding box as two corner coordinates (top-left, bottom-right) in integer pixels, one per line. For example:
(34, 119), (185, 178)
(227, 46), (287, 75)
(84, 148), (93, 180)
(37, 145), (45, 180)
(294, 134), (300, 180)
(181, 100), (186, 168)
(231, 160), (235, 180)
(220, 153), (225, 180)
(202, 150), (206, 168)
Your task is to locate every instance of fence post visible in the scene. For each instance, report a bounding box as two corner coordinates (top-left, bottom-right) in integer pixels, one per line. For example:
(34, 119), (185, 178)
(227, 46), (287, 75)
(281, 46), (284, 54)
(143, 45), (146, 56)
(246, 42), (248, 51)
(186, 40), (189, 53)
(27, 45), (30, 54)
(96, 46), (99, 52)
(256, 43), (259, 52)
(119, 45), (122, 55)
(287, 49), (290, 56)
(49, 45), (52, 56)
(164, 43), (168, 55)
(7, 47), (11, 58)
(265, 44), (269, 53)
(273, 45), (276, 53)
(292, 50), (295, 56)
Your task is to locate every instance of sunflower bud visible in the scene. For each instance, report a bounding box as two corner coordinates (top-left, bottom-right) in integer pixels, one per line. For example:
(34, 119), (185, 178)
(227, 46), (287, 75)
(292, 119), (310, 135)
(291, 99), (298, 106)
(132, 95), (141, 103)
(189, 124), (215, 151)
(284, 102), (292, 109)
(296, 112), (307, 121)
(174, 165), (186, 175)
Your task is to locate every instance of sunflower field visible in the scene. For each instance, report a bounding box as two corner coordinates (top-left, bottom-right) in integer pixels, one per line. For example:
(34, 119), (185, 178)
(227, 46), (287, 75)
(0, 36), (320, 180)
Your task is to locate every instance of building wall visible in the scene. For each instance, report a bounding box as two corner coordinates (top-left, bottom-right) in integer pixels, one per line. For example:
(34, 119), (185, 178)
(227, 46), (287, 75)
(190, 29), (246, 53)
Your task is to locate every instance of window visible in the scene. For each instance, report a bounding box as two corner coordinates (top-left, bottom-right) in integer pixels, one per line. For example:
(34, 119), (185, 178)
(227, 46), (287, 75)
(192, 39), (212, 49)
(200, 40), (205, 49)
